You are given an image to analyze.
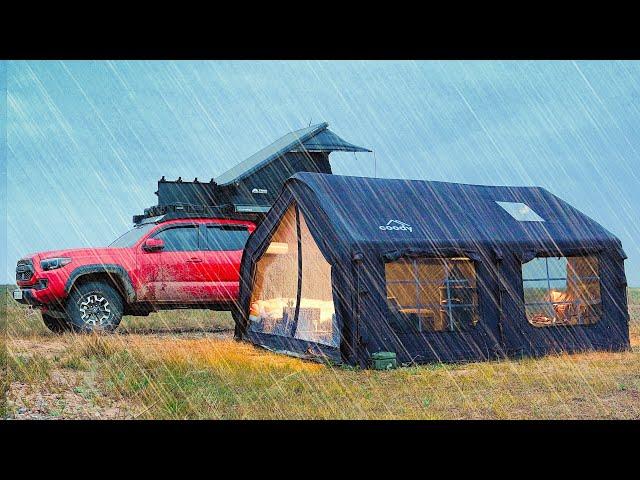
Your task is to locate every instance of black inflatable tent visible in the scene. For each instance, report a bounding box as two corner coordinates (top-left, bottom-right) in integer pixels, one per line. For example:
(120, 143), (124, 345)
(236, 173), (630, 366)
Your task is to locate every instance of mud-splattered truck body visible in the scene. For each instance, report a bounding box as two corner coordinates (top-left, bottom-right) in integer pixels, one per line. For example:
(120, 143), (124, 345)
(13, 123), (370, 333)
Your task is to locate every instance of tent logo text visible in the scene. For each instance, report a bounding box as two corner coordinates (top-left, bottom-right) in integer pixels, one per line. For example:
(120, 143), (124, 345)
(379, 220), (413, 232)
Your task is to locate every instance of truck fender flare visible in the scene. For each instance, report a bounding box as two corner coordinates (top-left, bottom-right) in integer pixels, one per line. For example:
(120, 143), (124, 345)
(65, 264), (136, 303)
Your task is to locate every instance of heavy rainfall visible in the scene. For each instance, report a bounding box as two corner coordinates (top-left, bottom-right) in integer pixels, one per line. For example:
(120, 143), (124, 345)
(1, 61), (639, 419)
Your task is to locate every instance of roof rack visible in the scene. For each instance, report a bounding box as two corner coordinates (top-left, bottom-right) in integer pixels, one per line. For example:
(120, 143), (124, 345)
(132, 202), (266, 225)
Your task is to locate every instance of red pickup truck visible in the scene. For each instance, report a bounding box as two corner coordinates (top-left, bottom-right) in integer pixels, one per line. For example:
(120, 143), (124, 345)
(13, 217), (256, 333)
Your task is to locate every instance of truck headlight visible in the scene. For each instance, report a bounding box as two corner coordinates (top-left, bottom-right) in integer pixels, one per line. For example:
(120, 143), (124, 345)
(40, 257), (72, 271)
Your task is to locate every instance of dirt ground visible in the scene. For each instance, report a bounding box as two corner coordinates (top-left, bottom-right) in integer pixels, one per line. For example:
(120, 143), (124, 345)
(7, 331), (234, 419)
(2, 287), (639, 420)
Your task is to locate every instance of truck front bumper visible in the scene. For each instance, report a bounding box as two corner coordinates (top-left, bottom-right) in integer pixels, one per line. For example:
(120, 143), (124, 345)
(12, 288), (43, 306)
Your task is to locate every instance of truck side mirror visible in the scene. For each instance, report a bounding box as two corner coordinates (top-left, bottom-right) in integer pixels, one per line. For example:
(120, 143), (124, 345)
(143, 238), (164, 252)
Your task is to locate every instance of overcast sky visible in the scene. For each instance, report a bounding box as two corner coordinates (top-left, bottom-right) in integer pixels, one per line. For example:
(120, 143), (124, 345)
(2, 60), (639, 285)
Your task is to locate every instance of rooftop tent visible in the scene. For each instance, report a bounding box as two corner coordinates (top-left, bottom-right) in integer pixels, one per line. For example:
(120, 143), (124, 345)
(134, 123), (370, 224)
(214, 122), (370, 212)
(236, 173), (630, 367)
(215, 122), (370, 185)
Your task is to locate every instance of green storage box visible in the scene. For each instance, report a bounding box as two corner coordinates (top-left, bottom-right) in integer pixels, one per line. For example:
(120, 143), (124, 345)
(371, 351), (397, 370)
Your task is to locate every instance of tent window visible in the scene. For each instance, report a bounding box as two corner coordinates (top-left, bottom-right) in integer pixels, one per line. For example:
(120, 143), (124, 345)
(296, 212), (338, 347)
(496, 201), (545, 222)
(522, 256), (602, 327)
(248, 205), (299, 337)
(385, 257), (479, 333)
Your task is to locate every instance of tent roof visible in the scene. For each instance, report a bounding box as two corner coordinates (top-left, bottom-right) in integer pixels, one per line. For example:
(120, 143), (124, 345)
(216, 123), (370, 186)
(285, 172), (621, 252)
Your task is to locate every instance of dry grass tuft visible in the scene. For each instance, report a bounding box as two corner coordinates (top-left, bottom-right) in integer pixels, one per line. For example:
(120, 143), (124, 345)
(3, 285), (640, 419)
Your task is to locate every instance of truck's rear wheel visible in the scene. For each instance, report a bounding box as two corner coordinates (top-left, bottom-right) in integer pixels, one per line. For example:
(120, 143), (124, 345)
(66, 281), (124, 333)
(41, 312), (72, 334)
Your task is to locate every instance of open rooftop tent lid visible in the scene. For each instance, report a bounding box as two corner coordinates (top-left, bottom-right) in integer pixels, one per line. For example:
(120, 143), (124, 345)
(215, 122), (371, 186)
(291, 127), (371, 153)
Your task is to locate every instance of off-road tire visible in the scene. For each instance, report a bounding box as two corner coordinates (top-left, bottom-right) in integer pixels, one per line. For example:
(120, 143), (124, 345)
(66, 280), (124, 333)
(41, 312), (72, 334)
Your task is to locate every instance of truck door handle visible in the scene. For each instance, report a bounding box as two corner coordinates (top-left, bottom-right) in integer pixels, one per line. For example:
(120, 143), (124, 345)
(187, 257), (202, 263)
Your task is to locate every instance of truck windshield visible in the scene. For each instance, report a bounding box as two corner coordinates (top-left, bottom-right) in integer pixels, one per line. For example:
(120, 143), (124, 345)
(109, 224), (156, 247)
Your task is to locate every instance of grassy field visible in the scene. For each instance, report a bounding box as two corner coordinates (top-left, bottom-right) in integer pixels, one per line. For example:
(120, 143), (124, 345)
(2, 285), (639, 419)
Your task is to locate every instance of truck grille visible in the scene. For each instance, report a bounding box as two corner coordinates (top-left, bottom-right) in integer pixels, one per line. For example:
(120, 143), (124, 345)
(16, 259), (34, 282)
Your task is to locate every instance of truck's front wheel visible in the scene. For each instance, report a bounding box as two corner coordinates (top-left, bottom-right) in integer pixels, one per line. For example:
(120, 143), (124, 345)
(66, 281), (124, 333)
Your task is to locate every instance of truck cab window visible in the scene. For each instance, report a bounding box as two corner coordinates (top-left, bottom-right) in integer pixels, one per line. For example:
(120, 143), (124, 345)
(204, 225), (249, 251)
(153, 226), (199, 251)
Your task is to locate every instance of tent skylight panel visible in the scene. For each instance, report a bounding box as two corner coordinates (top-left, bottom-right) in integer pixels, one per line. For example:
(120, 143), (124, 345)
(496, 201), (545, 222)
